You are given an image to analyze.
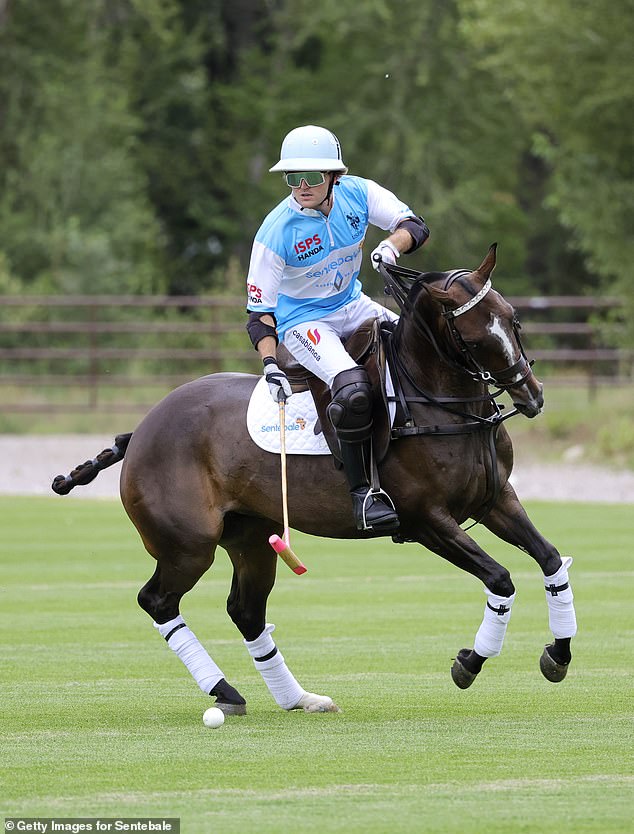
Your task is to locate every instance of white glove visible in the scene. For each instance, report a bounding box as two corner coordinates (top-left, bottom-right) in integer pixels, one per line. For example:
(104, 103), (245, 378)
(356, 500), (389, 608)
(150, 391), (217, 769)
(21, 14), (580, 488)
(263, 357), (292, 402)
(371, 239), (400, 270)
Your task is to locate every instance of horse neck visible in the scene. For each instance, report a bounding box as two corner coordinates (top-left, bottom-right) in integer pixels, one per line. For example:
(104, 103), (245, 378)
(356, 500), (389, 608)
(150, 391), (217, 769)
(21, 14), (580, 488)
(394, 299), (485, 400)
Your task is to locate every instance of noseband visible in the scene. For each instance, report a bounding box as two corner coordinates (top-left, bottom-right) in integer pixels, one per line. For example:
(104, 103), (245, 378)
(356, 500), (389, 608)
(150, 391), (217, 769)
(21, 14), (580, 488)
(441, 270), (533, 390)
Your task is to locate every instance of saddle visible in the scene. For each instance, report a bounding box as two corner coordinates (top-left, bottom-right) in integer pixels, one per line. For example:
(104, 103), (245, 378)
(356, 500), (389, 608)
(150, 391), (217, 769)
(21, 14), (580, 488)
(276, 319), (392, 465)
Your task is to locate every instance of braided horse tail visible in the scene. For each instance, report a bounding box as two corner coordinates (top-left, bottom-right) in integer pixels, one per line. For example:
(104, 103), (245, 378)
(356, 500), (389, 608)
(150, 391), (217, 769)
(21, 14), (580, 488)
(51, 433), (132, 495)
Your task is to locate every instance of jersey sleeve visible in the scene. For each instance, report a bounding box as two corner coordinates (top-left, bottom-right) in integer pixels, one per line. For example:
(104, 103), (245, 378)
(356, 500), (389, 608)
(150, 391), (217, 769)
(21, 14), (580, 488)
(365, 178), (415, 232)
(246, 240), (285, 312)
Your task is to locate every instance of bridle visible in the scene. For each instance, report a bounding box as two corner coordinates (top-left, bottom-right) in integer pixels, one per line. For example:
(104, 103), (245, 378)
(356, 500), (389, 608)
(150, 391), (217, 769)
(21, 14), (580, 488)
(439, 270), (534, 391)
(381, 263), (534, 392)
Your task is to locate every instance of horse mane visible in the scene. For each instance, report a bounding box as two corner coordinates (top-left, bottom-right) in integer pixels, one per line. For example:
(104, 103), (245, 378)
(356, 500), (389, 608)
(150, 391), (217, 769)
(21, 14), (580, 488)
(406, 271), (449, 303)
(384, 266), (456, 321)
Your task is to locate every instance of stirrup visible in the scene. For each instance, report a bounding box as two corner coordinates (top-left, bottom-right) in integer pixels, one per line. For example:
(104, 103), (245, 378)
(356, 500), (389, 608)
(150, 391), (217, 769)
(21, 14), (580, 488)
(354, 488), (399, 534)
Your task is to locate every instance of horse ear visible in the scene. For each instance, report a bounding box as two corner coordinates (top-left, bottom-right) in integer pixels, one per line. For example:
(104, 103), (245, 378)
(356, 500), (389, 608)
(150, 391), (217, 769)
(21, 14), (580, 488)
(472, 242), (497, 285)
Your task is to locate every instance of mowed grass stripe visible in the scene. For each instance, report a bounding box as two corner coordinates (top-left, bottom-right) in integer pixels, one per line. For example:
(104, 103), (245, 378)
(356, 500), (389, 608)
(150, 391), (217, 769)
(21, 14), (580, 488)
(1, 496), (633, 833)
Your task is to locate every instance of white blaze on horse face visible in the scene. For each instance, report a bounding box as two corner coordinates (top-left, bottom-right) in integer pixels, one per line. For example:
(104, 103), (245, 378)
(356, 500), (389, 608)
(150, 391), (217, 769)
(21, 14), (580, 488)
(487, 315), (523, 382)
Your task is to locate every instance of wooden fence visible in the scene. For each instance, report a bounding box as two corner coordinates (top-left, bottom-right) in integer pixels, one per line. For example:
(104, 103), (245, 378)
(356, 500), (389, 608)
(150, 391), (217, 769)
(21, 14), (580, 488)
(0, 294), (631, 414)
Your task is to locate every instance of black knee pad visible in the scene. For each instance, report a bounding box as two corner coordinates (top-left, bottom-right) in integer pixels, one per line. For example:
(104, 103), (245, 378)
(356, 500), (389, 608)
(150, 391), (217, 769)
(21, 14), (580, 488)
(327, 367), (373, 441)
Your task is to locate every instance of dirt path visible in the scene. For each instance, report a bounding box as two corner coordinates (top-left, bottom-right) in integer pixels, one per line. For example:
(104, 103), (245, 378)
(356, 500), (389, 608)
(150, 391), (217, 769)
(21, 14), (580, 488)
(1, 434), (633, 503)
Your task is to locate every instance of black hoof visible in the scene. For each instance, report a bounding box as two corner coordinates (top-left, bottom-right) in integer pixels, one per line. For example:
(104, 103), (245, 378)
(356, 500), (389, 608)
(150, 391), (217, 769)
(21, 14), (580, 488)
(540, 644), (569, 682)
(451, 648), (478, 689)
(210, 678), (247, 715)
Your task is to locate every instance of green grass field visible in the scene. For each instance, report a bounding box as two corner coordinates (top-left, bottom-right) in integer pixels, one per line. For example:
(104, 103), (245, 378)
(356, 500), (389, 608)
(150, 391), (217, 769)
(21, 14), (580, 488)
(1, 496), (632, 833)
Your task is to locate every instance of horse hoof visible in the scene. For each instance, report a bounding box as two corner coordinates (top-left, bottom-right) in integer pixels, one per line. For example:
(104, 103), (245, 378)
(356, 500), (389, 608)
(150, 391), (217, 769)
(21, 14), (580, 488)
(210, 678), (247, 714)
(451, 649), (478, 689)
(539, 644), (569, 682)
(292, 692), (341, 713)
(215, 701), (247, 716)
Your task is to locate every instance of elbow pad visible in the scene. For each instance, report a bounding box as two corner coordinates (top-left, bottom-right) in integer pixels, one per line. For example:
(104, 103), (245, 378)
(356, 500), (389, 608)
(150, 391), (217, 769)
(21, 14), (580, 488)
(397, 216), (430, 253)
(246, 311), (279, 350)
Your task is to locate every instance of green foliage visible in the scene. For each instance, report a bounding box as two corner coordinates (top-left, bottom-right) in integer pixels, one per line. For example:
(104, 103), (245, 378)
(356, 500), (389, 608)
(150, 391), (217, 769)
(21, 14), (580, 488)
(0, 0), (167, 294)
(0, 0), (632, 346)
(460, 0), (634, 302)
(260, 0), (531, 284)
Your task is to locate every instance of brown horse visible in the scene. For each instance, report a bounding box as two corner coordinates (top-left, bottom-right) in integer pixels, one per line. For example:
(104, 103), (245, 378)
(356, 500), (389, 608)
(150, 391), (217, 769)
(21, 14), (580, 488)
(53, 245), (577, 715)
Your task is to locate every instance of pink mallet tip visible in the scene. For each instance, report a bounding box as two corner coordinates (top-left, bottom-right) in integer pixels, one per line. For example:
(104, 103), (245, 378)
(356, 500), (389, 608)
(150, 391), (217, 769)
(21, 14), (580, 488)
(268, 534), (286, 553)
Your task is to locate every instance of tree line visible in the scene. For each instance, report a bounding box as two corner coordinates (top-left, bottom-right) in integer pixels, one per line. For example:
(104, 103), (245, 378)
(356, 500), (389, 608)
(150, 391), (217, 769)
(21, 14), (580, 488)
(0, 0), (632, 343)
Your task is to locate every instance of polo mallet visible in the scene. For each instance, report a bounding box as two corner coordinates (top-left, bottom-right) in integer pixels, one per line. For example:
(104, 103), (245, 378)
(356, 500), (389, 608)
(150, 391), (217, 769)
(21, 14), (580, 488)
(268, 395), (307, 575)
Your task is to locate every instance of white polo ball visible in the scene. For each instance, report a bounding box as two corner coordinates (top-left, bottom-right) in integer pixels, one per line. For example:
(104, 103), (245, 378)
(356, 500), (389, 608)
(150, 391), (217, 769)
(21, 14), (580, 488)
(202, 706), (225, 729)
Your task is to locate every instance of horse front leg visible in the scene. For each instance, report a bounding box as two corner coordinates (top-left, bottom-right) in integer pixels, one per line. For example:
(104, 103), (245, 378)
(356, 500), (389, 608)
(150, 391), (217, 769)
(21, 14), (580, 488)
(221, 515), (340, 714)
(415, 515), (519, 689)
(482, 482), (578, 681)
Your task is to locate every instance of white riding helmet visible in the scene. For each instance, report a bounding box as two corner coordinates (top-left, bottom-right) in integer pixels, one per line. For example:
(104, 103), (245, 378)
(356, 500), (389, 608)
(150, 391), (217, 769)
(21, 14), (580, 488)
(269, 125), (348, 173)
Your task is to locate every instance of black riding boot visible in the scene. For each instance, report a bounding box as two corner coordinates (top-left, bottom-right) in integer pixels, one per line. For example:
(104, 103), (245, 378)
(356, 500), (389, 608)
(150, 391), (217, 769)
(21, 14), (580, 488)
(328, 367), (399, 535)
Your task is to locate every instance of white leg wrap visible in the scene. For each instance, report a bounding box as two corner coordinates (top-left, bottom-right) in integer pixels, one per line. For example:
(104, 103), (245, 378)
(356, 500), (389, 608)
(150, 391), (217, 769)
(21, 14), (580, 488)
(244, 623), (305, 710)
(473, 588), (516, 658)
(154, 615), (224, 695)
(544, 556), (577, 639)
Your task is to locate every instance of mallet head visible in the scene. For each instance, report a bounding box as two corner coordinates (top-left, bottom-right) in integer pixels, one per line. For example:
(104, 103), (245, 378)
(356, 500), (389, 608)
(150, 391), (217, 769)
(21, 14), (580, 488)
(269, 534), (307, 575)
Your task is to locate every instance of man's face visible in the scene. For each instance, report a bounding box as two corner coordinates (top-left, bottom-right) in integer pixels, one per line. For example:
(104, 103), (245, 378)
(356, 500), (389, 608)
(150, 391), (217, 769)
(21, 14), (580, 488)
(289, 173), (332, 210)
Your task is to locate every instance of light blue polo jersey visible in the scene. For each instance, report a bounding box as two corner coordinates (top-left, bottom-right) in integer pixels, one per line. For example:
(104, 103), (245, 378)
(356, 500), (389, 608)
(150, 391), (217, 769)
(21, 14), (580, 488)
(246, 175), (414, 339)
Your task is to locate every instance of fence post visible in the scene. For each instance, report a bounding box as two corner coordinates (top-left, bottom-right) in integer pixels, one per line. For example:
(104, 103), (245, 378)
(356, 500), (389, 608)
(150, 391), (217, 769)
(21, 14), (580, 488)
(209, 302), (220, 374)
(89, 302), (99, 408)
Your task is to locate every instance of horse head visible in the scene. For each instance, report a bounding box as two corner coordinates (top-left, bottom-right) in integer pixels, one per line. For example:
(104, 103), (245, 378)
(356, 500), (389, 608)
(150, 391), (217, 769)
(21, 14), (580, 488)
(416, 244), (544, 417)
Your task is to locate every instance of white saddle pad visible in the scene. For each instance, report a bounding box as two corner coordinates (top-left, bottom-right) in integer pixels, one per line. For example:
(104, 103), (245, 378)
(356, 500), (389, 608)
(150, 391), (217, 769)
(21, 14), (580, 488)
(247, 373), (396, 455)
(247, 378), (331, 455)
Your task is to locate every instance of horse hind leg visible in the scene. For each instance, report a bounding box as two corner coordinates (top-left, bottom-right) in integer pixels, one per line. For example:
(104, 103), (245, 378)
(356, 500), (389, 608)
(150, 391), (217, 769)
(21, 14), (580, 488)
(138, 556), (247, 716)
(222, 514), (340, 713)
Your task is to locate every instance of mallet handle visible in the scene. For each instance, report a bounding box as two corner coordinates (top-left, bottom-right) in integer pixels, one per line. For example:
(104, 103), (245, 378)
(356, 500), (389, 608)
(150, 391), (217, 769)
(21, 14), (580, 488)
(279, 398), (290, 545)
(269, 397), (307, 575)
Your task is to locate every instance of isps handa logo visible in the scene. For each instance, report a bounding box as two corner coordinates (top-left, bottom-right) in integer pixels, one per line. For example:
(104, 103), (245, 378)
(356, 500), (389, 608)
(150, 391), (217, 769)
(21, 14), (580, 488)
(307, 328), (321, 346)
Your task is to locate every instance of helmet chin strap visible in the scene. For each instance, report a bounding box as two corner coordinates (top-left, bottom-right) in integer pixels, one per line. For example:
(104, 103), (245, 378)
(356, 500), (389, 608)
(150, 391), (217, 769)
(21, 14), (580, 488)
(316, 173), (338, 211)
